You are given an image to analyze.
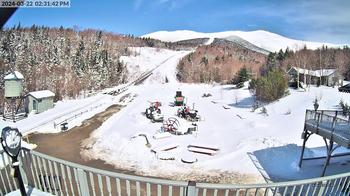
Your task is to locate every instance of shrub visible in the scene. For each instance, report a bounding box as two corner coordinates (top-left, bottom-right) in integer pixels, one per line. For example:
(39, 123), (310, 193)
(340, 99), (350, 115)
(236, 82), (244, 88)
(249, 69), (288, 102)
(261, 107), (268, 116)
(230, 66), (250, 87)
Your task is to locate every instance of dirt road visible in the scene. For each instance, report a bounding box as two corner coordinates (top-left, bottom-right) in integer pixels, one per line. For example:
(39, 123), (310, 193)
(27, 104), (132, 173)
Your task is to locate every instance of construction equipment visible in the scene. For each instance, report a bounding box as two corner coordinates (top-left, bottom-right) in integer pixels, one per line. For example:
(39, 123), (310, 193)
(174, 91), (185, 106)
(145, 101), (164, 122)
(161, 117), (180, 134)
(161, 117), (198, 135)
(177, 106), (200, 122)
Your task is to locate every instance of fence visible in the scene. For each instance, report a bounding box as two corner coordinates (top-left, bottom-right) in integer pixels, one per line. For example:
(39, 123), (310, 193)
(53, 103), (105, 129)
(1, 148), (350, 196)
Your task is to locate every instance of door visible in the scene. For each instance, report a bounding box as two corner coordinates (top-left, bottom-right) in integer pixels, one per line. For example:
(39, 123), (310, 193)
(33, 100), (37, 111)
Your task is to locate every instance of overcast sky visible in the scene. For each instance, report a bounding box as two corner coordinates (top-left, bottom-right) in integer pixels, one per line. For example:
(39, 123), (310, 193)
(5, 0), (350, 44)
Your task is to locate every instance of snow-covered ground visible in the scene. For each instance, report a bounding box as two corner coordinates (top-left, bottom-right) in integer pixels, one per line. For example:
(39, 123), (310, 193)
(120, 47), (192, 83)
(2, 46), (350, 184)
(0, 86), (132, 136)
(6, 186), (52, 196)
(82, 81), (350, 183)
(142, 30), (347, 52)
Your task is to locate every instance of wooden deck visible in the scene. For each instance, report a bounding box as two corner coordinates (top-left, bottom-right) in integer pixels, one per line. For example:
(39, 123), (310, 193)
(300, 110), (350, 176)
(305, 119), (350, 148)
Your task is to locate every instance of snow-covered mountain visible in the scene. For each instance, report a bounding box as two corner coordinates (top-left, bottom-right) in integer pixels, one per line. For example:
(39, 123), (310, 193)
(142, 30), (346, 52)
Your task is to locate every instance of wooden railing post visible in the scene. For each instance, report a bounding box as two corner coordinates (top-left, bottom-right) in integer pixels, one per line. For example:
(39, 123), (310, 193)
(317, 180), (327, 196)
(77, 168), (90, 196)
(186, 181), (197, 196)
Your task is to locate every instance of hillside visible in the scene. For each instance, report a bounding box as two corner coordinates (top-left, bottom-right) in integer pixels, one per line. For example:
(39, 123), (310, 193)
(0, 27), (202, 112)
(177, 38), (267, 83)
(143, 30), (347, 52)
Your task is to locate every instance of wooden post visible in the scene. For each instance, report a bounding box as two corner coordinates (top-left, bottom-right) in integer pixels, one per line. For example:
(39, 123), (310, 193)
(321, 140), (334, 177)
(299, 129), (310, 167)
(186, 181), (197, 196)
(77, 168), (90, 196)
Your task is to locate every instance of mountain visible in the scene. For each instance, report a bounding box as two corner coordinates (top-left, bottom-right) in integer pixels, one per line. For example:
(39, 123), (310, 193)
(142, 30), (346, 52)
(223, 35), (270, 55)
(177, 38), (267, 83)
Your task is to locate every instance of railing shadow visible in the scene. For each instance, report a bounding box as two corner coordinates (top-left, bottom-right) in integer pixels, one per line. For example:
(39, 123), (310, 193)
(248, 144), (350, 183)
(228, 96), (254, 108)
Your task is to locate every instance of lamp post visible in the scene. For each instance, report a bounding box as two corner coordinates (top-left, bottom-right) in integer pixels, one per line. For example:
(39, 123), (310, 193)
(1, 126), (26, 196)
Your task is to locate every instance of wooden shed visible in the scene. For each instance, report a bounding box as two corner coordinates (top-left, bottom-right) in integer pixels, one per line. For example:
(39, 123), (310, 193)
(26, 90), (55, 114)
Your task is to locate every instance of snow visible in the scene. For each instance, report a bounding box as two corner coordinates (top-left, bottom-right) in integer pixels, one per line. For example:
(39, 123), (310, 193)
(120, 47), (192, 83)
(6, 186), (52, 196)
(28, 90), (55, 99)
(11, 88), (130, 135)
(4, 71), (24, 80)
(142, 30), (347, 52)
(8, 45), (350, 184)
(75, 45), (350, 183)
(82, 82), (350, 182)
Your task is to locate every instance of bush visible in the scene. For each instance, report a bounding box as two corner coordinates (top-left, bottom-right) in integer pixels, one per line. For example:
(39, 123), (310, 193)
(230, 66), (250, 87)
(261, 107), (268, 116)
(340, 99), (350, 115)
(249, 69), (288, 102)
(236, 82), (244, 88)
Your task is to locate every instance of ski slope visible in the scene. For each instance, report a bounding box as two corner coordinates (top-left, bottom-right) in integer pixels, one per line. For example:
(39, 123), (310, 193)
(120, 47), (192, 84)
(142, 30), (347, 52)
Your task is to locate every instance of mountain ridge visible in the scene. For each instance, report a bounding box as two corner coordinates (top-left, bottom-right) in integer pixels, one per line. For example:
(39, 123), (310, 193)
(142, 30), (347, 52)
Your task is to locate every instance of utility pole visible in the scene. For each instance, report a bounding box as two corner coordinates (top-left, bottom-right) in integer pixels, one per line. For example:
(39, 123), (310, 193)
(319, 48), (322, 86)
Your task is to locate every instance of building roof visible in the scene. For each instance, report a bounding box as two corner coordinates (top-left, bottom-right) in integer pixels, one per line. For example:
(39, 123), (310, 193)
(4, 71), (24, 80)
(28, 90), (55, 99)
(288, 67), (336, 77)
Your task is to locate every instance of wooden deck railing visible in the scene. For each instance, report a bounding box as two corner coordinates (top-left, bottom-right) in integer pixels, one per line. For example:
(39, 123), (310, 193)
(1, 147), (350, 196)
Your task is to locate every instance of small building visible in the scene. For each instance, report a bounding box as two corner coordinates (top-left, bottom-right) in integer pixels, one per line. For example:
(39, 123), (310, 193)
(4, 71), (24, 98)
(26, 90), (55, 114)
(287, 67), (342, 87)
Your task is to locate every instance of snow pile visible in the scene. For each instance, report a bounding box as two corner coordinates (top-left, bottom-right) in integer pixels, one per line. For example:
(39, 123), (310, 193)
(142, 30), (347, 52)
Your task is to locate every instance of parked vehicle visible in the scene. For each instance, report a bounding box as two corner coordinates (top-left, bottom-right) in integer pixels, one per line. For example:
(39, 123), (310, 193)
(177, 106), (200, 122)
(174, 91), (185, 106)
(339, 83), (350, 93)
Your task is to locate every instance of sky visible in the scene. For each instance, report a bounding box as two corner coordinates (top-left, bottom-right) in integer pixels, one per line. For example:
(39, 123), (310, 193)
(5, 0), (350, 44)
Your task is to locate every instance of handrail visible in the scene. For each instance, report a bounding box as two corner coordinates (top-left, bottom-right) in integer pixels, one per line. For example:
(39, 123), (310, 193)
(25, 149), (350, 192)
(53, 103), (105, 128)
(2, 148), (350, 195)
(197, 171), (350, 189)
(30, 149), (188, 186)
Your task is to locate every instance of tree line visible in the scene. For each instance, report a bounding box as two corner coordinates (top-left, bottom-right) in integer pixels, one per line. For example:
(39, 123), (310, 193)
(0, 26), (195, 110)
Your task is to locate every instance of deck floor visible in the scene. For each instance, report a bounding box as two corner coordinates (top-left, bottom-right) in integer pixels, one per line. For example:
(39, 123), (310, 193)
(305, 119), (350, 148)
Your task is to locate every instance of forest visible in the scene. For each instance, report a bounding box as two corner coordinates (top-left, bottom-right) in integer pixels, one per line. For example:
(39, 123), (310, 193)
(0, 26), (194, 111)
(177, 40), (350, 84)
